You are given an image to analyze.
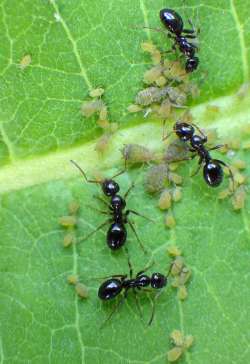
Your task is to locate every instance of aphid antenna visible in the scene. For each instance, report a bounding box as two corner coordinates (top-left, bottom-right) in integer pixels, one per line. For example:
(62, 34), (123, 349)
(70, 160), (102, 184)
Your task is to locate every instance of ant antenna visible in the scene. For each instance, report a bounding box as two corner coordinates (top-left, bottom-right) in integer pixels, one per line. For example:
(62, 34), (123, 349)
(131, 25), (164, 34)
(148, 262), (173, 325)
(70, 160), (101, 184)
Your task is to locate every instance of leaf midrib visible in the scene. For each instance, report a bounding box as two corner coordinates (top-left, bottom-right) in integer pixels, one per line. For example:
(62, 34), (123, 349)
(0, 91), (250, 195)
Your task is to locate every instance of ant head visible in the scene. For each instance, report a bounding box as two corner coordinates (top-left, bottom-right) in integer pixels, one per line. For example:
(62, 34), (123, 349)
(102, 179), (120, 196)
(175, 122), (194, 141)
(151, 273), (167, 289)
(159, 8), (183, 35)
(110, 195), (126, 210)
(186, 57), (199, 73)
(203, 160), (223, 187)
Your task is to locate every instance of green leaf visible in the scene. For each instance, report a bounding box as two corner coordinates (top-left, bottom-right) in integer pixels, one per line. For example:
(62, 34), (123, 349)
(0, 1), (249, 364)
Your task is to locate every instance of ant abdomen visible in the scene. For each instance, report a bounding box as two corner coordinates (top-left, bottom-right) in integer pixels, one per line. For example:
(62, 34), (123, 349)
(159, 8), (183, 35)
(107, 223), (127, 250)
(203, 161), (223, 187)
(98, 279), (123, 300)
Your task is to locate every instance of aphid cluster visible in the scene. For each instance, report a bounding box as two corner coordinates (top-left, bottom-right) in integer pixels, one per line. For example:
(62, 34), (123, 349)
(58, 201), (80, 247)
(167, 246), (192, 301)
(167, 329), (194, 362)
(81, 87), (118, 153)
(68, 275), (89, 299)
(219, 158), (248, 210)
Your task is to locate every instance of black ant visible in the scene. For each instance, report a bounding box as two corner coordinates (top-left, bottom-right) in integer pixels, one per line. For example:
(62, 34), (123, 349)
(70, 160), (149, 253)
(159, 9), (199, 73)
(163, 122), (234, 188)
(98, 254), (171, 326)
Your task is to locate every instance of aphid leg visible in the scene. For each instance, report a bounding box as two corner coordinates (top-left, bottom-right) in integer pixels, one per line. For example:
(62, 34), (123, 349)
(127, 219), (147, 254)
(100, 289), (129, 328)
(213, 159), (235, 191)
(170, 103), (188, 109)
(148, 290), (164, 325)
(77, 219), (110, 243)
(70, 160), (101, 184)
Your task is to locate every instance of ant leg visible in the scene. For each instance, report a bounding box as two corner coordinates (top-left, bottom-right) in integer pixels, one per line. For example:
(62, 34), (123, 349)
(93, 274), (127, 280)
(133, 289), (143, 319)
(183, 34), (197, 39)
(110, 168), (126, 180)
(77, 219), (110, 243)
(86, 204), (109, 215)
(100, 289), (129, 328)
(93, 195), (110, 208)
(124, 182), (135, 199)
(207, 144), (224, 152)
(182, 29), (195, 35)
(131, 25), (164, 33)
(70, 160), (101, 184)
(213, 159), (235, 191)
(190, 157), (203, 177)
(189, 122), (207, 141)
(127, 219), (147, 254)
(126, 209), (154, 223)
(148, 290), (164, 326)
(168, 153), (197, 164)
(136, 260), (155, 277)
(124, 247), (133, 278)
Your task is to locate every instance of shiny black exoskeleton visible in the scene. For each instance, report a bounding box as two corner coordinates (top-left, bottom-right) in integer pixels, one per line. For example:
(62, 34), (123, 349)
(172, 122), (233, 187)
(71, 160), (146, 252)
(98, 272), (167, 300)
(98, 257), (168, 325)
(160, 8), (199, 72)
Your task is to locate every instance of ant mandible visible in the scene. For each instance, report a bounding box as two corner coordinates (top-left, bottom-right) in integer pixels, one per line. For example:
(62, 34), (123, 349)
(70, 160), (149, 253)
(98, 254), (170, 326)
(160, 8), (199, 72)
(163, 122), (234, 188)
